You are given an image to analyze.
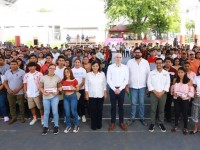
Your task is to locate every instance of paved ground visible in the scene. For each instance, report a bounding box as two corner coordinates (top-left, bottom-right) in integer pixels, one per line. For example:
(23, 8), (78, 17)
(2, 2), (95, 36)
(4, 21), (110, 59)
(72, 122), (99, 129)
(0, 57), (200, 150)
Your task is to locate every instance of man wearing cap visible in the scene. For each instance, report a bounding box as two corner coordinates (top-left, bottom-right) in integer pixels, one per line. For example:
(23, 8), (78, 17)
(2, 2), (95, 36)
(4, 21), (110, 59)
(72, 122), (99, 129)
(72, 50), (83, 67)
(188, 51), (200, 74)
(24, 62), (44, 125)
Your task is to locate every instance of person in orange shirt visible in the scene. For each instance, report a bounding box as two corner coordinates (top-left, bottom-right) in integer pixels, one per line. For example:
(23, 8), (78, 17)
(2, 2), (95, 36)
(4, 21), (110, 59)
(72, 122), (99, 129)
(188, 51), (200, 74)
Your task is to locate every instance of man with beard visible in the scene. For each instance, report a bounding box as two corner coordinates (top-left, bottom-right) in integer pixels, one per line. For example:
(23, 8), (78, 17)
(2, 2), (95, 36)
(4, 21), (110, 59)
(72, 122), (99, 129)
(126, 47), (150, 126)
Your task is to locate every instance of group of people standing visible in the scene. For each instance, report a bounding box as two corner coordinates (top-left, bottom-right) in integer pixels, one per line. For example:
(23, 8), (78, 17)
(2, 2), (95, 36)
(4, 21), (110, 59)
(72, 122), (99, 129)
(0, 43), (199, 136)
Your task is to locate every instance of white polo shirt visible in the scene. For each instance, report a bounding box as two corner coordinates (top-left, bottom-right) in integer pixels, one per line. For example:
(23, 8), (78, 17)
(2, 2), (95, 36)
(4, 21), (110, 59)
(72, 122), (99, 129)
(147, 69), (170, 92)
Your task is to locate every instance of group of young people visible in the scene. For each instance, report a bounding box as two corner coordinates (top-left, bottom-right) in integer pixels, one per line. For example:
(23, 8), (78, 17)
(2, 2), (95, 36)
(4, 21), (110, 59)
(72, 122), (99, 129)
(0, 43), (199, 136)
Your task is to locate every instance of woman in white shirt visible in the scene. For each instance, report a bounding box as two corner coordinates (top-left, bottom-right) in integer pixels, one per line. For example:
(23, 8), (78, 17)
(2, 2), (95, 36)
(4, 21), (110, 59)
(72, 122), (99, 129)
(85, 60), (107, 130)
(72, 59), (87, 122)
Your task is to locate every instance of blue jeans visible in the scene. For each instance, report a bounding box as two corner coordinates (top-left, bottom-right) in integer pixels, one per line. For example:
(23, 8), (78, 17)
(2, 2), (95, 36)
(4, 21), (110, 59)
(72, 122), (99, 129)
(64, 93), (79, 127)
(0, 92), (8, 117)
(130, 87), (146, 120)
(43, 95), (59, 127)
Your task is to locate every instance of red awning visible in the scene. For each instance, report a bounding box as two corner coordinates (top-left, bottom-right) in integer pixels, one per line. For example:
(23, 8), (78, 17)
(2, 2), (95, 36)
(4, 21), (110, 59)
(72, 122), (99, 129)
(109, 24), (130, 32)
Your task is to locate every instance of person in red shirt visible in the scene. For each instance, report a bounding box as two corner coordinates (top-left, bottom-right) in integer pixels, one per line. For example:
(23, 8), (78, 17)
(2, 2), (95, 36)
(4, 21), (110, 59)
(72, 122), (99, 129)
(40, 54), (54, 75)
(61, 68), (80, 133)
(147, 49), (157, 71)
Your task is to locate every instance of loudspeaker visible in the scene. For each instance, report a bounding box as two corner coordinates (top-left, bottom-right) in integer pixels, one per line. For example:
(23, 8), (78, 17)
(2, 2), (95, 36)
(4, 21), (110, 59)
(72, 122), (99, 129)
(34, 39), (38, 45)
(173, 38), (178, 47)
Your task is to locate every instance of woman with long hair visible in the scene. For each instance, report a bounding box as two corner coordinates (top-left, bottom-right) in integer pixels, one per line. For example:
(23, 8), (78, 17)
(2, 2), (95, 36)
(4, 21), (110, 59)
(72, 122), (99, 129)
(173, 58), (181, 71)
(171, 67), (194, 134)
(61, 68), (79, 133)
(16, 58), (25, 70)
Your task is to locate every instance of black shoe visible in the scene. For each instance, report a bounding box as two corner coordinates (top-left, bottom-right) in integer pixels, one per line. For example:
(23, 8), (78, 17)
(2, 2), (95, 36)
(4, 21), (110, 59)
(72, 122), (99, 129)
(126, 119), (135, 126)
(149, 124), (155, 132)
(140, 120), (147, 126)
(159, 124), (166, 132)
(42, 127), (49, 136)
(53, 126), (59, 135)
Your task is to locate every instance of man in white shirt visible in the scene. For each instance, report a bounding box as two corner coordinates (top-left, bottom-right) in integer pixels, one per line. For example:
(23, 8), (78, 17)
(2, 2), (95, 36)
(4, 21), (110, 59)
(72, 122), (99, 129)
(55, 55), (66, 122)
(125, 43), (130, 57)
(23, 62), (44, 125)
(52, 47), (60, 63)
(55, 55), (66, 80)
(147, 58), (170, 132)
(116, 43), (120, 53)
(126, 47), (150, 126)
(107, 53), (129, 131)
(111, 44), (116, 64)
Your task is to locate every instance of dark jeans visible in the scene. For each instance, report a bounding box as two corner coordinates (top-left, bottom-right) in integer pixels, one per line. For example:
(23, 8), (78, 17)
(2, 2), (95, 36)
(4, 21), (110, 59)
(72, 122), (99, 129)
(165, 92), (173, 120)
(89, 97), (104, 130)
(78, 89), (85, 117)
(125, 51), (129, 57)
(0, 92), (8, 116)
(109, 89), (125, 124)
(174, 98), (189, 128)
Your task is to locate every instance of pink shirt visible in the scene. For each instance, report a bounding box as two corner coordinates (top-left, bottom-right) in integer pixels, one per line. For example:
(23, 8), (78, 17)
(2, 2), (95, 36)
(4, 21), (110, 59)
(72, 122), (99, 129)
(173, 83), (194, 100)
(187, 71), (196, 81)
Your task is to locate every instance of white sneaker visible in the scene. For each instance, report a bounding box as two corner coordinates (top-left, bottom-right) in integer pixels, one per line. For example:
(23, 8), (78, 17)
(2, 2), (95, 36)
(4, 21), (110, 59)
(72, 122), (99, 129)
(4, 116), (9, 122)
(82, 115), (86, 122)
(30, 119), (37, 125)
(64, 127), (71, 133)
(73, 126), (79, 133)
(78, 116), (81, 120)
(41, 119), (44, 125)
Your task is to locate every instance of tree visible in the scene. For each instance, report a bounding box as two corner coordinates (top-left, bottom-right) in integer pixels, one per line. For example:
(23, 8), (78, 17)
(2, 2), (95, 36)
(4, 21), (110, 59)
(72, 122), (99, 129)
(105, 0), (180, 39)
(185, 20), (195, 37)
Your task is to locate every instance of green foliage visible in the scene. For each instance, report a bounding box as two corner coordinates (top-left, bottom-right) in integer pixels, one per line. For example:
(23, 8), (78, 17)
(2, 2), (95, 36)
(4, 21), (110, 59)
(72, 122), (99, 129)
(105, 0), (180, 39)
(185, 20), (195, 31)
(25, 41), (34, 47)
(6, 38), (15, 44)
